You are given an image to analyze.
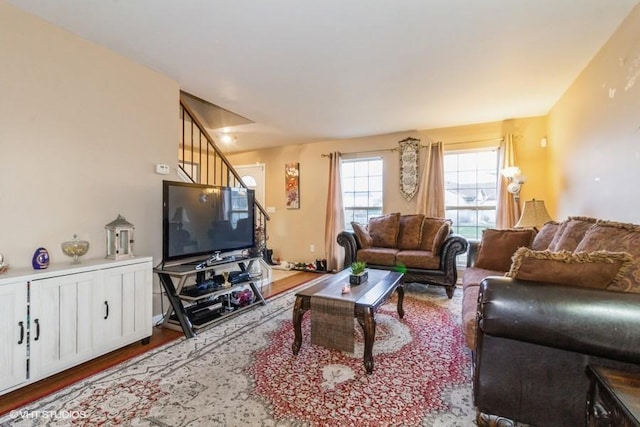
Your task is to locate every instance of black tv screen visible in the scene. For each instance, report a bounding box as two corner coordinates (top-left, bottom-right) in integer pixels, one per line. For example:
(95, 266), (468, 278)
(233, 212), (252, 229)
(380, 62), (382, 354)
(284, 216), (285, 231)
(162, 181), (255, 262)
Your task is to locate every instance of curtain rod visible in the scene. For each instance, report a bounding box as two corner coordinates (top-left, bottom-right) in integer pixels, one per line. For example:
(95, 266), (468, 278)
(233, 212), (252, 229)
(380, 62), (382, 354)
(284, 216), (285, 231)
(444, 137), (504, 146)
(320, 147), (397, 157)
(320, 137), (504, 157)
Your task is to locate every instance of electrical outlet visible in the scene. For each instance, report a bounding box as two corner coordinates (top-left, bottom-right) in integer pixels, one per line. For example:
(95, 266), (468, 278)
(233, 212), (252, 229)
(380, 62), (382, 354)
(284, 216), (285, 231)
(310, 244), (315, 252)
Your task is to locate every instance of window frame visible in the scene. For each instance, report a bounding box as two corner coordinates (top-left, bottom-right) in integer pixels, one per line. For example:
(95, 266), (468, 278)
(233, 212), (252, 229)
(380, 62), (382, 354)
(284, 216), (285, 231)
(444, 147), (500, 241)
(341, 157), (384, 231)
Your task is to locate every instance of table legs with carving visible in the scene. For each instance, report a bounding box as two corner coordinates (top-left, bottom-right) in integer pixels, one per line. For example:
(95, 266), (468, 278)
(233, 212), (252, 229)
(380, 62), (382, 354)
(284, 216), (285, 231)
(291, 295), (306, 355)
(396, 285), (405, 319)
(359, 285), (404, 374)
(292, 282), (404, 374)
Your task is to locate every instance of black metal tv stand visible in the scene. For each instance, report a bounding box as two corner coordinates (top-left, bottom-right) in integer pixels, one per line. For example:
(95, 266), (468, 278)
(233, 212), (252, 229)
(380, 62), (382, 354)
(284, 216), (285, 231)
(154, 256), (265, 338)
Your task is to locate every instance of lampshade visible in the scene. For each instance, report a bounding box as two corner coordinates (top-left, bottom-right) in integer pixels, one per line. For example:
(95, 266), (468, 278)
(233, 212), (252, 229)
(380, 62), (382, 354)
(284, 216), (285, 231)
(170, 207), (190, 224)
(515, 199), (553, 229)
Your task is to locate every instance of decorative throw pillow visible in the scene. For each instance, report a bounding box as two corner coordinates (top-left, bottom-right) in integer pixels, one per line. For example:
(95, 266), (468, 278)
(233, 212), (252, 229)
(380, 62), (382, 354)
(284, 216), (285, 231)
(547, 216), (596, 252)
(575, 220), (640, 292)
(351, 222), (373, 249)
(531, 221), (561, 251)
(431, 220), (452, 254)
(397, 215), (425, 250)
(506, 247), (632, 289)
(367, 212), (401, 248)
(474, 228), (536, 272)
(420, 217), (451, 252)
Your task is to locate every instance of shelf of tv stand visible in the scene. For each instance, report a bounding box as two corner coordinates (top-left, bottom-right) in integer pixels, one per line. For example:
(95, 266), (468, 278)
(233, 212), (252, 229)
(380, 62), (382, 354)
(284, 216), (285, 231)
(178, 278), (259, 302)
(154, 256), (266, 338)
(165, 300), (260, 332)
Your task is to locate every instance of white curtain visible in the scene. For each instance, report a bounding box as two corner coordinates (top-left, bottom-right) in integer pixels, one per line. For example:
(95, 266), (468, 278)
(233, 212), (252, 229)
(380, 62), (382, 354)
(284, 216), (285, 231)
(324, 152), (345, 271)
(495, 134), (520, 228)
(415, 141), (445, 217)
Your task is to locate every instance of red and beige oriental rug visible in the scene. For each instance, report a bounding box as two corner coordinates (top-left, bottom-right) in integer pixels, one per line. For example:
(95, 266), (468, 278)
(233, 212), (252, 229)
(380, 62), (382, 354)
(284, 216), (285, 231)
(0, 279), (474, 426)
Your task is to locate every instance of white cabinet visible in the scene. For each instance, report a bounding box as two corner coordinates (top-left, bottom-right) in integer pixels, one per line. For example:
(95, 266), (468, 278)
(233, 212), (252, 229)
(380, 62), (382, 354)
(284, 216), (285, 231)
(30, 272), (95, 381)
(94, 262), (152, 354)
(0, 257), (152, 396)
(0, 281), (28, 392)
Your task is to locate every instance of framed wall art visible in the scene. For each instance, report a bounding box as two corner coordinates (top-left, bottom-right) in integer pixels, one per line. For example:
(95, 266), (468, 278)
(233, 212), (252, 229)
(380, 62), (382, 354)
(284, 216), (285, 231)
(285, 162), (300, 209)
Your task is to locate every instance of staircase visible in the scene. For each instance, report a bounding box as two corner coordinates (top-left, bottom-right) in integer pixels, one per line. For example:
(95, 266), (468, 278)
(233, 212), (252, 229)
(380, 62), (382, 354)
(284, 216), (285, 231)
(178, 95), (272, 282)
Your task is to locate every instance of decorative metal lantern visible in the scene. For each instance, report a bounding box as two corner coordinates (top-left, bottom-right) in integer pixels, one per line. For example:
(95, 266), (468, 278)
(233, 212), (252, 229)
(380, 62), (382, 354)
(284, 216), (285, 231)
(105, 214), (135, 259)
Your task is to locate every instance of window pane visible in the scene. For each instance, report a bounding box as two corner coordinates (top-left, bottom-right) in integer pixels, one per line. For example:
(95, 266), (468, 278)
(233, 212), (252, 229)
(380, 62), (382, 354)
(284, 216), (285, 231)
(342, 158), (384, 230)
(444, 149), (499, 255)
(354, 177), (369, 191)
(370, 191), (383, 207)
(342, 162), (355, 178)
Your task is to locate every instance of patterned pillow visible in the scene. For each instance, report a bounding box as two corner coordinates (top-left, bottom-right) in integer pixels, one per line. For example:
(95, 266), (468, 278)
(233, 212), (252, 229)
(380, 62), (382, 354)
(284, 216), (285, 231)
(474, 228), (536, 272)
(575, 220), (640, 292)
(367, 213), (401, 248)
(547, 216), (596, 251)
(531, 221), (561, 251)
(507, 247), (632, 289)
(351, 222), (373, 249)
(397, 215), (425, 250)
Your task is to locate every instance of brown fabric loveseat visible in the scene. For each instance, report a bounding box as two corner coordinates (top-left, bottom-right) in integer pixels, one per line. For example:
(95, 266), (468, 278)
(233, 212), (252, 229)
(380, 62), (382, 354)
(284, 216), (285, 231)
(337, 212), (468, 298)
(461, 216), (640, 426)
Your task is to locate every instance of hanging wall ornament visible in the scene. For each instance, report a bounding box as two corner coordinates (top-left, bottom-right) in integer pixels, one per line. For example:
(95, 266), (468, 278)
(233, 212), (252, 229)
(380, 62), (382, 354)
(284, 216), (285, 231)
(398, 137), (420, 201)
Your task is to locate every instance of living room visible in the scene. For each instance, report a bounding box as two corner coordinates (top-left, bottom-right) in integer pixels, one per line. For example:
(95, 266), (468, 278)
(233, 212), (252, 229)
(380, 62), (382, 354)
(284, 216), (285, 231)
(2, 0), (640, 425)
(3, 1), (639, 275)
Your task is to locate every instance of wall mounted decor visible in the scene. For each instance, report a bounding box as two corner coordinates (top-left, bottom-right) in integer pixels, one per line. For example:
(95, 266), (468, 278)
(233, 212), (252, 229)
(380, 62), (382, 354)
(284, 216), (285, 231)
(285, 162), (300, 209)
(398, 137), (420, 201)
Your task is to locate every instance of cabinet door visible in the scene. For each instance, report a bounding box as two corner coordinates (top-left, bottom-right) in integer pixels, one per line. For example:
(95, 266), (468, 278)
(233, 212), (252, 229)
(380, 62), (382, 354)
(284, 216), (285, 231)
(0, 281), (28, 392)
(30, 272), (95, 380)
(94, 261), (152, 354)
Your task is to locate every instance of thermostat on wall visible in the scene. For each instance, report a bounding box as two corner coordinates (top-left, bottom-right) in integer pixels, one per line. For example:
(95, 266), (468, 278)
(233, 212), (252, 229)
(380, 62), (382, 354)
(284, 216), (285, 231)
(155, 164), (170, 175)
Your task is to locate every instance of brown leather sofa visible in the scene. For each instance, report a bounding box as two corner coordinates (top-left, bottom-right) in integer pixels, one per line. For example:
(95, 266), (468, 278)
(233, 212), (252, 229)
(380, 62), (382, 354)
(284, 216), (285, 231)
(475, 277), (640, 427)
(467, 217), (640, 426)
(337, 212), (468, 298)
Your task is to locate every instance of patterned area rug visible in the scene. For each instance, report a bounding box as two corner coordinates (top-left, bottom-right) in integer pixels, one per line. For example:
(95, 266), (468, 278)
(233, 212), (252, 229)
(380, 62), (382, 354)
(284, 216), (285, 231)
(0, 280), (474, 427)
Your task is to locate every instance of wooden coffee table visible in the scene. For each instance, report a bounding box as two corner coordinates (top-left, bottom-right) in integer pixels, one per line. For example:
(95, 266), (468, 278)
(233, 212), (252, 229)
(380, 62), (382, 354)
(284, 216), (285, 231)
(291, 268), (404, 374)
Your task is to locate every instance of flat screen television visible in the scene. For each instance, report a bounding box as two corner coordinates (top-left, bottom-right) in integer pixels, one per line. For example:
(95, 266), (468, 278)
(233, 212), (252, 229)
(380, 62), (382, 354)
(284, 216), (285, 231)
(162, 181), (255, 263)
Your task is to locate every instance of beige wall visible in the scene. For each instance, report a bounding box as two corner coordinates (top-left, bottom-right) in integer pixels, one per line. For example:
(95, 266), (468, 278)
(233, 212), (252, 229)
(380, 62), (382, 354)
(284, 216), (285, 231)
(0, 1), (180, 314)
(228, 116), (549, 263)
(547, 4), (640, 222)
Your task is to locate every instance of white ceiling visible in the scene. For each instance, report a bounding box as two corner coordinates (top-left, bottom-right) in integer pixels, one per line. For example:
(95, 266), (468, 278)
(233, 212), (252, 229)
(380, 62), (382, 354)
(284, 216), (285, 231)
(8, 0), (639, 152)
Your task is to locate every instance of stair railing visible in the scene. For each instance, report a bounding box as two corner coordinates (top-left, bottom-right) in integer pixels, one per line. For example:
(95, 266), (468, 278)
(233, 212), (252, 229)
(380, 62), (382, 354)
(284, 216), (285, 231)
(179, 97), (270, 254)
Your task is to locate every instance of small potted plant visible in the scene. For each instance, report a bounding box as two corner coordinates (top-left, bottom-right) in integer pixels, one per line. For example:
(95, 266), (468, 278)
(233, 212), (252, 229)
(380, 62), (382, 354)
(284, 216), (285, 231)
(349, 261), (368, 285)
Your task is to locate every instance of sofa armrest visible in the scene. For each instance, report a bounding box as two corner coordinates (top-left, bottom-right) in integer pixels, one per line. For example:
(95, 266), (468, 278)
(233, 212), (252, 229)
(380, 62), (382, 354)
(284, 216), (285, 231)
(466, 239), (480, 268)
(439, 233), (469, 270)
(478, 277), (640, 364)
(337, 231), (358, 267)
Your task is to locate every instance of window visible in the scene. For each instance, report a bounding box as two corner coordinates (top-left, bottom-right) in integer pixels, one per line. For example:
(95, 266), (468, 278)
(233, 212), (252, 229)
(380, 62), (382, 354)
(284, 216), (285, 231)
(342, 158), (383, 230)
(444, 149), (499, 240)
